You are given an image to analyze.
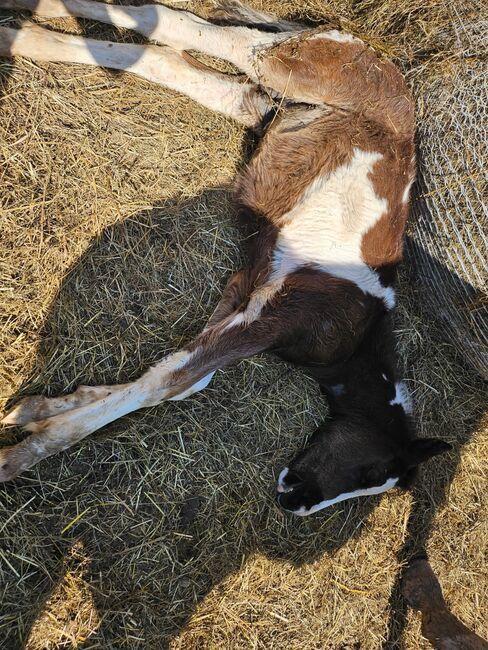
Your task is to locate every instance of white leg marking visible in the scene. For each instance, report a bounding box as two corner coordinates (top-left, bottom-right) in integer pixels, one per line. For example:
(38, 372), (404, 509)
(390, 382), (413, 414)
(2, 0), (283, 75)
(270, 148), (396, 309)
(1, 384), (128, 426)
(168, 371), (215, 401)
(311, 30), (360, 44)
(294, 477), (400, 516)
(148, 8), (280, 74)
(0, 25), (268, 126)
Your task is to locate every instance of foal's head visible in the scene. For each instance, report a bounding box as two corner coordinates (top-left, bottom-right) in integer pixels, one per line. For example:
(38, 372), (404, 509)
(277, 409), (450, 516)
(277, 326), (451, 516)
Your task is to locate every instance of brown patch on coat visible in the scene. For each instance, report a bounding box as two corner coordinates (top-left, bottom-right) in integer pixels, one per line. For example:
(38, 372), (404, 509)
(236, 106), (354, 222)
(236, 32), (416, 283)
(361, 139), (416, 272)
(236, 107), (415, 273)
(259, 32), (414, 136)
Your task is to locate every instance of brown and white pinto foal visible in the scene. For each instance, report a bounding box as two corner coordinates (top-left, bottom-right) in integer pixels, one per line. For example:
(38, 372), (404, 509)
(0, 1), (450, 513)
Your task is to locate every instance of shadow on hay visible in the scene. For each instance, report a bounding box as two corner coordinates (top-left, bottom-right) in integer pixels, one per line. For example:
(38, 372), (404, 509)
(0, 191), (484, 649)
(381, 239), (487, 650)
(0, 190), (375, 648)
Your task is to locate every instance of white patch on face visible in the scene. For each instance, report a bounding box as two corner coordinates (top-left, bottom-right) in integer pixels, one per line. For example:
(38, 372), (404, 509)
(382, 373), (388, 381)
(168, 371), (216, 401)
(277, 467), (292, 493)
(292, 477), (399, 516)
(390, 382), (413, 414)
(271, 148), (396, 310)
(311, 29), (359, 44)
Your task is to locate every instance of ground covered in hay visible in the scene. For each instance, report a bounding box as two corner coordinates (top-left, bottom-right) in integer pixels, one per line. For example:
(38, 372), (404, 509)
(0, 1), (486, 648)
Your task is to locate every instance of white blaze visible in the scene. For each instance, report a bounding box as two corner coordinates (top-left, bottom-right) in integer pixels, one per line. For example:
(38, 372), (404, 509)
(293, 477), (400, 516)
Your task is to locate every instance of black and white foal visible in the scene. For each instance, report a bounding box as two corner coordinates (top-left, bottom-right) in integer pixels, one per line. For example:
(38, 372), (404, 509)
(0, 0), (450, 513)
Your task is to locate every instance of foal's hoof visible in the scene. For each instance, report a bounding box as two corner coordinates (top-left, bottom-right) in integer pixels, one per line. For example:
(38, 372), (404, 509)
(2, 395), (49, 426)
(0, 444), (36, 482)
(0, 447), (20, 482)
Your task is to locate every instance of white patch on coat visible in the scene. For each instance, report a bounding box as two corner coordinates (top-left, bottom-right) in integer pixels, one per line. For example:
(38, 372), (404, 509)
(292, 477), (399, 516)
(311, 29), (359, 44)
(144, 349), (192, 383)
(271, 148), (395, 309)
(277, 467), (291, 493)
(402, 177), (415, 204)
(390, 382), (413, 414)
(168, 371), (215, 401)
(224, 279), (284, 330)
(383, 287), (396, 309)
(142, 349), (196, 405)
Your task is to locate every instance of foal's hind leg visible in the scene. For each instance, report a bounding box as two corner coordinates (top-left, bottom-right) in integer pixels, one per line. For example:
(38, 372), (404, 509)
(0, 0), (287, 79)
(3, 270), (252, 426)
(0, 305), (282, 481)
(0, 24), (271, 126)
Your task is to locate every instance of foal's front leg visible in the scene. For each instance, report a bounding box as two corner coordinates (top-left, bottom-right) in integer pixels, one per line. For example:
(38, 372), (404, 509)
(0, 24), (271, 126)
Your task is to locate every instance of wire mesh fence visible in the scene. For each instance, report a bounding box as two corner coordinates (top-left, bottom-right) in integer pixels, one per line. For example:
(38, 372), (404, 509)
(408, 1), (487, 378)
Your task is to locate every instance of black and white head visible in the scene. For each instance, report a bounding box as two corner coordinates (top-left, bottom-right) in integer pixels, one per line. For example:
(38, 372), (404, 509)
(277, 409), (451, 516)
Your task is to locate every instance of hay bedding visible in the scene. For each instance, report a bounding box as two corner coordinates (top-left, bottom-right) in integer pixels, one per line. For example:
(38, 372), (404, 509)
(0, 0), (486, 648)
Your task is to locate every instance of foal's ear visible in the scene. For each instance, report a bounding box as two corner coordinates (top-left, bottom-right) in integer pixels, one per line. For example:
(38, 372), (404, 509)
(405, 439), (452, 467)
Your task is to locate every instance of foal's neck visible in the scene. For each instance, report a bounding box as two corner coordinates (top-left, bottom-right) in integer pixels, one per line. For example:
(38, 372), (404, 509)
(314, 313), (411, 429)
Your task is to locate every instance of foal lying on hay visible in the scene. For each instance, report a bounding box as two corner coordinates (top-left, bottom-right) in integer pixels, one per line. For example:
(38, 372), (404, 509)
(0, 1), (486, 648)
(0, 0), (454, 513)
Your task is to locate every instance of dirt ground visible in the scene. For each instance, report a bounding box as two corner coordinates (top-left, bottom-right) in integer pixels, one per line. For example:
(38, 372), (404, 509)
(0, 1), (486, 648)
